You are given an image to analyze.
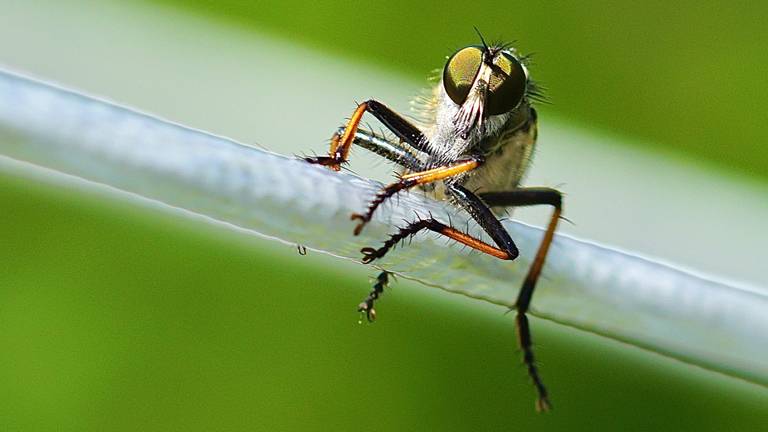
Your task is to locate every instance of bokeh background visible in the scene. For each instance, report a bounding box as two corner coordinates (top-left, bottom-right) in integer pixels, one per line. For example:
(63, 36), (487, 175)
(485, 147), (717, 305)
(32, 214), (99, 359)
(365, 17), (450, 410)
(1, 1), (767, 430)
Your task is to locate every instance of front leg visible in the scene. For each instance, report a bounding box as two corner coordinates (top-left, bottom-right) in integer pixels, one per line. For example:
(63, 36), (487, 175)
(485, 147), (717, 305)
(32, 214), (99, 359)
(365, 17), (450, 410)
(304, 100), (430, 171)
(351, 156), (483, 235)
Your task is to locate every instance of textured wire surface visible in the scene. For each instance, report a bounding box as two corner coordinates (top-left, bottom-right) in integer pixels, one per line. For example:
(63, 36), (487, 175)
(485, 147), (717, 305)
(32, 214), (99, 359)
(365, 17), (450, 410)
(1, 69), (766, 386)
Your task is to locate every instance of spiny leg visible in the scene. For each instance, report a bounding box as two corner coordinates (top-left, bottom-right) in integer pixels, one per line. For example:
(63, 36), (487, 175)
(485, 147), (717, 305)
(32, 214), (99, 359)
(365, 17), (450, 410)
(360, 217), (513, 264)
(480, 187), (562, 412)
(360, 185), (561, 411)
(304, 100), (430, 171)
(357, 271), (391, 322)
(302, 100), (444, 235)
(303, 102), (366, 171)
(351, 156), (483, 235)
(361, 186), (519, 264)
(479, 188), (562, 311)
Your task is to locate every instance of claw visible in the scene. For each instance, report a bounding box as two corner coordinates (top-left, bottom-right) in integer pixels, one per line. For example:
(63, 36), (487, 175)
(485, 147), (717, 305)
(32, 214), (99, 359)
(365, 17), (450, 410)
(350, 213), (368, 236)
(536, 396), (552, 413)
(357, 301), (376, 322)
(304, 156), (342, 171)
(360, 247), (380, 264)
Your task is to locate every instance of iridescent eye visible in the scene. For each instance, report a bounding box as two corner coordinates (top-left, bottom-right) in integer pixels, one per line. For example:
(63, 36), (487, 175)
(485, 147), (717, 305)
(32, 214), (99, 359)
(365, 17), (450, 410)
(443, 46), (483, 105)
(485, 52), (527, 115)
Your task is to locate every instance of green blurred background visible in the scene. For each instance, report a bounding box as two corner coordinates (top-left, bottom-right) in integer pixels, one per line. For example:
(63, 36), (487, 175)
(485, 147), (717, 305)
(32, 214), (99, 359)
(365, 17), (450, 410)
(1, 1), (767, 430)
(166, 0), (768, 180)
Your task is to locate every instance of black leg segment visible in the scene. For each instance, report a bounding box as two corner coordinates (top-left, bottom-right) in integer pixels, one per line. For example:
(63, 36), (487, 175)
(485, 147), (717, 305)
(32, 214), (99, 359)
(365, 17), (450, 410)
(447, 183), (519, 260)
(365, 100), (432, 154)
(357, 271), (391, 322)
(304, 99), (432, 171)
(479, 186), (563, 412)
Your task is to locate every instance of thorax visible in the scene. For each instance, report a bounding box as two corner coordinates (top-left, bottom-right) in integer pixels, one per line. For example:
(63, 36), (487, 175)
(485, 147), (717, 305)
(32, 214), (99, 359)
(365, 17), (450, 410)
(418, 101), (538, 199)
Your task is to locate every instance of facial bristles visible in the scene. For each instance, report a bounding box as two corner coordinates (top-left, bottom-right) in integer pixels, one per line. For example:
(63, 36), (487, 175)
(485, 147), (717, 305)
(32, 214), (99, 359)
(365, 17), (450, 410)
(453, 62), (493, 140)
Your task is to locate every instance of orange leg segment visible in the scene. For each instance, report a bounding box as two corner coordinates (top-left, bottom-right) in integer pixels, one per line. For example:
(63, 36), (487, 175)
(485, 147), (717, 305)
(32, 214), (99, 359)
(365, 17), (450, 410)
(305, 102), (369, 171)
(360, 217), (512, 264)
(351, 157), (482, 235)
(305, 99), (431, 172)
(480, 187), (563, 412)
(438, 225), (512, 260)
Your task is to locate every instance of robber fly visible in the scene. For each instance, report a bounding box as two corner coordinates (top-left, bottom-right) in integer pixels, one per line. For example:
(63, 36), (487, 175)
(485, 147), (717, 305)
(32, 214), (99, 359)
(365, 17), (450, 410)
(305, 32), (562, 412)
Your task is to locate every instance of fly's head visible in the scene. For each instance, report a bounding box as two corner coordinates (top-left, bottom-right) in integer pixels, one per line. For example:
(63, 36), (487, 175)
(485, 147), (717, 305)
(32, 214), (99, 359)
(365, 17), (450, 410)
(441, 38), (530, 141)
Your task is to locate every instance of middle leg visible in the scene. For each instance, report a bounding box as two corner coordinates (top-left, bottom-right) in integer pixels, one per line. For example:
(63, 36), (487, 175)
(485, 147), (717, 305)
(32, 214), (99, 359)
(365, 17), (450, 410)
(360, 183), (519, 263)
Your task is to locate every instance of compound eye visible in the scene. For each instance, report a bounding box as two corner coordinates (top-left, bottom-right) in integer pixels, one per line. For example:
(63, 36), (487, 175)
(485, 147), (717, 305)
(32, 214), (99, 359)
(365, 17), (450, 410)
(486, 52), (527, 115)
(443, 46), (483, 105)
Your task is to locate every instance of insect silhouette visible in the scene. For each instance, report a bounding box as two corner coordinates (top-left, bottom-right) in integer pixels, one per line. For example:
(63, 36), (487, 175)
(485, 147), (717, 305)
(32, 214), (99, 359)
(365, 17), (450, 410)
(305, 32), (562, 412)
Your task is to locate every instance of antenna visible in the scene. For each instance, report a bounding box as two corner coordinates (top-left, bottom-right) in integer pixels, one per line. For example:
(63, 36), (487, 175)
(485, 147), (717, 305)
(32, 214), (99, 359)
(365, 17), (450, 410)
(473, 26), (490, 52)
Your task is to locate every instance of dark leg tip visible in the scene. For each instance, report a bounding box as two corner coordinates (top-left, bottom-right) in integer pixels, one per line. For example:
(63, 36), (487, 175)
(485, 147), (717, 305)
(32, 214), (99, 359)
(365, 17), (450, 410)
(303, 155), (324, 164)
(350, 213), (368, 236)
(357, 301), (377, 322)
(360, 247), (380, 264)
(536, 396), (552, 413)
(304, 156), (342, 171)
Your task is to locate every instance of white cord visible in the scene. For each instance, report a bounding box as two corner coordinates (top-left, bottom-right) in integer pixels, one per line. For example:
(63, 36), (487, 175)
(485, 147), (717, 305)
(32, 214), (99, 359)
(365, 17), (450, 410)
(1, 69), (765, 386)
